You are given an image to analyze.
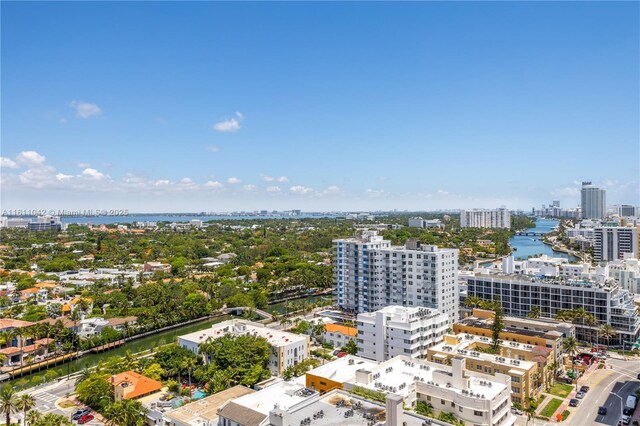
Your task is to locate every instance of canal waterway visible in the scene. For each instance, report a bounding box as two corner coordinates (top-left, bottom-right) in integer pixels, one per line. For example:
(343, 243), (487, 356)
(6, 315), (231, 390)
(8, 293), (337, 390)
(509, 218), (576, 261)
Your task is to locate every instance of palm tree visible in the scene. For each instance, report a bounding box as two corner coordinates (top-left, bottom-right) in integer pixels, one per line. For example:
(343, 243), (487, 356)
(16, 394), (36, 423)
(280, 318), (292, 329)
(0, 384), (17, 426)
(312, 323), (326, 344)
(181, 357), (197, 391)
(546, 361), (559, 390)
(12, 328), (26, 368)
(463, 296), (482, 309)
(198, 337), (216, 364)
(25, 409), (41, 426)
(524, 397), (538, 426)
(585, 315), (597, 347)
(598, 324), (615, 347)
(271, 312), (280, 323)
(0, 331), (13, 349)
(121, 350), (139, 371)
(76, 367), (92, 385)
(562, 336), (578, 360)
(527, 306), (541, 319)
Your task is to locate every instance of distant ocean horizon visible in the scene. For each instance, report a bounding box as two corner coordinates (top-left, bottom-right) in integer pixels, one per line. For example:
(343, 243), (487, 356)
(60, 213), (339, 225)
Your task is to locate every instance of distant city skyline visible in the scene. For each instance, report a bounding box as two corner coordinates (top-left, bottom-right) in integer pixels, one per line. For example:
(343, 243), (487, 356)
(2, 2), (638, 211)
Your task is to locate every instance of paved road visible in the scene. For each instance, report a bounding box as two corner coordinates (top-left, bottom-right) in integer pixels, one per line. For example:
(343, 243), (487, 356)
(13, 376), (104, 425)
(566, 357), (640, 426)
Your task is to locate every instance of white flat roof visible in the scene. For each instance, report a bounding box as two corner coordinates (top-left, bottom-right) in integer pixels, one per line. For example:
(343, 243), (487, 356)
(180, 319), (308, 347)
(347, 356), (506, 401)
(306, 355), (378, 384)
(232, 380), (316, 415)
(431, 338), (535, 371)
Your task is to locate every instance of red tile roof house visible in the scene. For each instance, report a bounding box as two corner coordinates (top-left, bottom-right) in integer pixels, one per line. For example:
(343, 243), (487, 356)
(0, 319), (53, 368)
(111, 371), (162, 401)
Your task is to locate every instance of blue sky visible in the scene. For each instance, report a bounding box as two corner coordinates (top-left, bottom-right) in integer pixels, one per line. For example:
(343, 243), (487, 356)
(2, 1), (638, 212)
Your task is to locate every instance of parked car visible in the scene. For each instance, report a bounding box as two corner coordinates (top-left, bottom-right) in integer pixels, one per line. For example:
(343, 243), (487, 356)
(510, 407), (523, 415)
(598, 406), (607, 415)
(78, 414), (94, 424)
(576, 391), (585, 399)
(71, 408), (91, 421)
(620, 414), (631, 425)
(580, 385), (590, 393)
(569, 399), (579, 407)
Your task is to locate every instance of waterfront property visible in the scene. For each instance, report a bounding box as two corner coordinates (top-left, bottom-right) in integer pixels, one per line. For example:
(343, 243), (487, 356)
(178, 319), (309, 376)
(460, 208), (511, 229)
(111, 370), (163, 401)
(594, 226), (638, 261)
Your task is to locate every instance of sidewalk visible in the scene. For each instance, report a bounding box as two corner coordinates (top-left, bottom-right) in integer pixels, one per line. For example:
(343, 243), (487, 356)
(547, 360), (601, 422)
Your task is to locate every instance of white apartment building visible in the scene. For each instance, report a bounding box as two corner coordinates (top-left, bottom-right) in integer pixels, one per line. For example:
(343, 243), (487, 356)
(594, 226), (638, 261)
(334, 230), (391, 313)
(608, 258), (640, 294)
(466, 274), (640, 345)
(356, 305), (449, 362)
(581, 182), (606, 220)
(460, 208), (511, 229)
(178, 319), (309, 377)
(408, 217), (443, 229)
(334, 231), (459, 325)
(343, 356), (514, 426)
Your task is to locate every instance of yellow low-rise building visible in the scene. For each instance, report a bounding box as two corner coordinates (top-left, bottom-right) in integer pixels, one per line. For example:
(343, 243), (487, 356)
(427, 334), (540, 406)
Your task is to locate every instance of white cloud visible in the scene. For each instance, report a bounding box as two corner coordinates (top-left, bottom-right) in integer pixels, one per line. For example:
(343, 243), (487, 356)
(262, 175), (288, 183)
(154, 180), (170, 186)
(207, 146), (221, 153)
(437, 189), (449, 195)
(81, 168), (105, 180)
(227, 177), (241, 184)
(266, 186), (281, 193)
(16, 151), (46, 166)
(365, 188), (389, 198)
(180, 177), (194, 185)
(77, 162), (91, 168)
(243, 184), (258, 192)
(214, 112), (243, 132)
(204, 180), (223, 188)
(290, 185), (314, 195)
(0, 157), (19, 169)
(69, 100), (102, 118)
(551, 186), (580, 197)
(55, 173), (73, 181)
(323, 185), (342, 195)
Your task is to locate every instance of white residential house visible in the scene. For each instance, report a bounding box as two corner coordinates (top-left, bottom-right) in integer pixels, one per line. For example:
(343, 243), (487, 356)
(178, 319), (309, 376)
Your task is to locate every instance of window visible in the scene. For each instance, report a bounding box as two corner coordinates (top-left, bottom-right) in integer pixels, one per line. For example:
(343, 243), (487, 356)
(474, 410), (483, 416)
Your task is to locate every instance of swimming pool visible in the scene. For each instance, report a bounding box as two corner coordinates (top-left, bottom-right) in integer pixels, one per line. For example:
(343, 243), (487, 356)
(192, 390), (207, 399)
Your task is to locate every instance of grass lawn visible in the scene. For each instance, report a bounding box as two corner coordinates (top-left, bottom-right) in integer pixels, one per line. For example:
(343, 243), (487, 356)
(548, 383), (574, 398)
(540, 398), (563, 418)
